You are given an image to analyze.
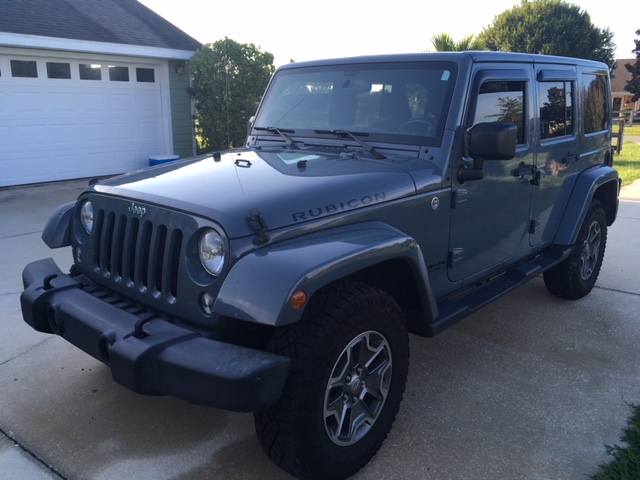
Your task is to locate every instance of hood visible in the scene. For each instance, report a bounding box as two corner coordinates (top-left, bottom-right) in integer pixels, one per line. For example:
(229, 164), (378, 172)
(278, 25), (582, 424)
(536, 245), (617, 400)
(92, 148), (420, 239)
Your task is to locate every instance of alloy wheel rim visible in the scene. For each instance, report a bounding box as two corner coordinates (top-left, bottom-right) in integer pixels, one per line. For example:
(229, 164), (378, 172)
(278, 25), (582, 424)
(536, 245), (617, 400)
(323, 330), (392, 446)
(580, 220), (602, 280)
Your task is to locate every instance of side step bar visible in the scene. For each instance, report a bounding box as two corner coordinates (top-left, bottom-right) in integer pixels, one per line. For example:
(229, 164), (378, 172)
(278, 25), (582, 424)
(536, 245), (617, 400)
(429, 245), (572, 336)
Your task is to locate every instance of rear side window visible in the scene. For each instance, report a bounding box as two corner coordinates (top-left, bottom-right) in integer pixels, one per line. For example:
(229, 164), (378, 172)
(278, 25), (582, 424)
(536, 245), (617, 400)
(473, 81), (526, 144)
(582, 73), (608, 134)
(539, 81), (573, 139)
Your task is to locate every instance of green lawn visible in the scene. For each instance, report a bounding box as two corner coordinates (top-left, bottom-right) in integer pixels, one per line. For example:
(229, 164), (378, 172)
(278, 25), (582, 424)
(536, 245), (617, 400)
(614, 142), (640, 186)
(591, 404), (640, 479)
(612, 123), (640, 186)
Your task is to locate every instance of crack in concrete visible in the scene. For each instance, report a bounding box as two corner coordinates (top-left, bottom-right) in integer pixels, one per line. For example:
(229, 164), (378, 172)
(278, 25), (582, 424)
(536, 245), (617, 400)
(594, 285), (640, 297)
(0, 428), (66, 479)
(0, 337), (53, 368)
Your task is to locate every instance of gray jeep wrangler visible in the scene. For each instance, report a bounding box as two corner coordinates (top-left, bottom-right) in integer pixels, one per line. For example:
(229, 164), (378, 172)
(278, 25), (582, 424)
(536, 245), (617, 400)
(21, 52), (619, 479)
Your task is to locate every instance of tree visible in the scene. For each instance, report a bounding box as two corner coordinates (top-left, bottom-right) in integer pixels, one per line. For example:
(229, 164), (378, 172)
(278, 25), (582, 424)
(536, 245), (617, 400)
(428, 33), (485, 52)
(189, 38), (275, 152)
(478, 0), (616, 70)
(625, 30), (640, 102)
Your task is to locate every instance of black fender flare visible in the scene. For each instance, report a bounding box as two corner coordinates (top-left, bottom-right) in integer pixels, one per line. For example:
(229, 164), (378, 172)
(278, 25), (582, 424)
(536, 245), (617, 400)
(553, 165), (619, 246)
(41, 201), (76, 248)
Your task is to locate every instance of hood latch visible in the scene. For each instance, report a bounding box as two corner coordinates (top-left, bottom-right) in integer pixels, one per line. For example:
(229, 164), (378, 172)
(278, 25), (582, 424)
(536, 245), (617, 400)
(247, 208), (270, 246)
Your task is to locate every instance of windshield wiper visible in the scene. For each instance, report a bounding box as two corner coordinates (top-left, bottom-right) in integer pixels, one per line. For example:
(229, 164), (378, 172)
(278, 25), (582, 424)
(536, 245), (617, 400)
(314, 130), (385, 160)
(254, 127), (299, 149)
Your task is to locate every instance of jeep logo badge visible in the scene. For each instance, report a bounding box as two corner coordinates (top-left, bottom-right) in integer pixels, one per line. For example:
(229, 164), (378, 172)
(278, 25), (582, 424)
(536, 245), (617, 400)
(128, 202), (147, 217)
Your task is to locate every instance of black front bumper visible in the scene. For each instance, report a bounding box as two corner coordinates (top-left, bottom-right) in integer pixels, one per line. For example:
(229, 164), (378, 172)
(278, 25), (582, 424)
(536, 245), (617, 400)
(20, 258), (290, 412)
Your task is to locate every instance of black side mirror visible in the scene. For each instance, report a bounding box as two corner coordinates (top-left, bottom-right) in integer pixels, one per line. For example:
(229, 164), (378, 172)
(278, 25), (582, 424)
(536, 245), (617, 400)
(458, 123), (517, 183)
(469, 122), (517, 160)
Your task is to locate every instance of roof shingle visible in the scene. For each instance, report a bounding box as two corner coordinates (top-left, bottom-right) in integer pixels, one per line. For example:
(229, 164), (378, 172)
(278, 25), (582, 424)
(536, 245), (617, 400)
(0, 0), (201, 52)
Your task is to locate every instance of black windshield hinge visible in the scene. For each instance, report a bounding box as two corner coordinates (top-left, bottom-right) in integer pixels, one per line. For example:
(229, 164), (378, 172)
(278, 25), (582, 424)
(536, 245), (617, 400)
(247, 208), (270, 246)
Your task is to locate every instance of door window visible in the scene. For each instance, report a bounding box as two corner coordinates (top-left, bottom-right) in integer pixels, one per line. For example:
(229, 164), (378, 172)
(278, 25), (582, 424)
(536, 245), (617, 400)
(473, 81), (526, 144)
(539, 81), (573, 139)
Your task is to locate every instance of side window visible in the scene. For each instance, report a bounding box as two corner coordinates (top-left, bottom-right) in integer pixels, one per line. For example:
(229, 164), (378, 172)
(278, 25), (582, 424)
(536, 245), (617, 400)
(582, 73), (609, 134)
(539, 81), (573, 139)
(473, 81), (525, 144)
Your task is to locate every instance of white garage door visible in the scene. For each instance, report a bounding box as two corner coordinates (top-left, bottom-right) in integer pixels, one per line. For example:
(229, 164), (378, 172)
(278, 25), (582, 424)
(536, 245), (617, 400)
(0, 53), (169, 187)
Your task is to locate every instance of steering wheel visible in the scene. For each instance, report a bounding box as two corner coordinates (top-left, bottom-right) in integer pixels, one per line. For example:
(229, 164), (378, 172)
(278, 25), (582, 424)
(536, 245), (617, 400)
(398, 119), (434, 136)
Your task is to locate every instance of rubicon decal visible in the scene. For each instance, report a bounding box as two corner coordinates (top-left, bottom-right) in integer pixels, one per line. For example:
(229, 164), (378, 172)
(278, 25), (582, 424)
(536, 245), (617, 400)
(292, 192), (386, 222)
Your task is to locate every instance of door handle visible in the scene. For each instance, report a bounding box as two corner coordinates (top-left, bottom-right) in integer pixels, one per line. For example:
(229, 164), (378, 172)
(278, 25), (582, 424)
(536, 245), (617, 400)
(561, 153), (580, 164)
(511, 162), (537, 177)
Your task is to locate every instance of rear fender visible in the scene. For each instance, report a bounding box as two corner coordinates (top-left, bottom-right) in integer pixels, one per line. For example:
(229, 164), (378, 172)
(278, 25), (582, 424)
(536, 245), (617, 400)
(213, 222), (436, 326)
(553, 166), (619, 246)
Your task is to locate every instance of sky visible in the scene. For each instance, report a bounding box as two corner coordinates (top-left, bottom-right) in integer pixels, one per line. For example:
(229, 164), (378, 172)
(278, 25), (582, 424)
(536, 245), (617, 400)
(138, 0), (638, 68)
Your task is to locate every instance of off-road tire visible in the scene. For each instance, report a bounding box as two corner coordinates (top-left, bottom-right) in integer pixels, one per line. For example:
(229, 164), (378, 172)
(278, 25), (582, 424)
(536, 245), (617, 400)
(543, 199), (607, 299)
(254, 282), (409, 480)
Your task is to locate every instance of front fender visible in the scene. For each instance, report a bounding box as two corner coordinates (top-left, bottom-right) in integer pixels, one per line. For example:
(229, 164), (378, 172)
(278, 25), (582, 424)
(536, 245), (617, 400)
(213, 222), (435, 326)
(553, 165), (619, 246)
(41, 201), (76, 248)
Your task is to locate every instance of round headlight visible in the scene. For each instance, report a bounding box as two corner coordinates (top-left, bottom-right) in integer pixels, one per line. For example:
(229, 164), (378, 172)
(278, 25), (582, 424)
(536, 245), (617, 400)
(199, 230), (225, 276)
(80, 201), (94, 234)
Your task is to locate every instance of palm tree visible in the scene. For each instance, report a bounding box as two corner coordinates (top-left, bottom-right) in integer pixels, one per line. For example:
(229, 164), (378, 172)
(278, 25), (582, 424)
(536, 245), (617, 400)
(427, 33), (485, 52)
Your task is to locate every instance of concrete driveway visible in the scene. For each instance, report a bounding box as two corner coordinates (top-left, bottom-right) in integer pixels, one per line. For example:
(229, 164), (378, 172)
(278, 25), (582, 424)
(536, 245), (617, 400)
(1, 178), (639, 480)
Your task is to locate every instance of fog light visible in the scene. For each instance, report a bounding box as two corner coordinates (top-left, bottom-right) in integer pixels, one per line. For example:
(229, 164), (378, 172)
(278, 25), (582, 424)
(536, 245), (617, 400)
(200, 292), (215, 315)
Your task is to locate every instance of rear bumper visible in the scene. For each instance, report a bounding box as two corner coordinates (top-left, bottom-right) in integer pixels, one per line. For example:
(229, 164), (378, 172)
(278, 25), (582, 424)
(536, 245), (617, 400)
(20, 258), (290, 412)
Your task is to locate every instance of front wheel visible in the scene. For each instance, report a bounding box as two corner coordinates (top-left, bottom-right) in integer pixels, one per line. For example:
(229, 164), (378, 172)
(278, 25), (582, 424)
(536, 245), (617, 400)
(543, 199), (608, 299)
(254, 282), (409, 480)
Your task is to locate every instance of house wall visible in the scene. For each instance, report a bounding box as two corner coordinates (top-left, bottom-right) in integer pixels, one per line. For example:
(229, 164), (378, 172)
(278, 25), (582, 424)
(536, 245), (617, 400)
(169, 59), (195, 159)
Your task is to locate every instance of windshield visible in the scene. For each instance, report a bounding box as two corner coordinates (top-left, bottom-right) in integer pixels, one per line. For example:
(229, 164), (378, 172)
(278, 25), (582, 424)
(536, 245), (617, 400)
(253, 61), (458, 146)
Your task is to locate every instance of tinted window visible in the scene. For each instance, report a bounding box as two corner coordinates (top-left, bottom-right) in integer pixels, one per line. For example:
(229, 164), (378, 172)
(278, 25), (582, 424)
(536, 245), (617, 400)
(47, 62), (71, 79)
(79, 64), (102, 80)
(109, 66), (129, 82)
(11, 60), (38, 78)
(473, 81), (525, 144)
(582, 73), (608, 134)
(136, 67), (155, 83)
(539, 81), (573, 139)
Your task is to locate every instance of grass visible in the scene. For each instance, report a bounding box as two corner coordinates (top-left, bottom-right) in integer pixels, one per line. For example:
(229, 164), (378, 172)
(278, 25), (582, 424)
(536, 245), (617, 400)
(590, 404), (640, 479)
(612, 122), (640, 186)
(614, 142), (640, 186)
(619, 124), (640, 137)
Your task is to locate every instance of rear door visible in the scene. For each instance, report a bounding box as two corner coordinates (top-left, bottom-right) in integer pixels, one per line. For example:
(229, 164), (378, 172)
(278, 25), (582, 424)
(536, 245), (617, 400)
(529, 64), (611, 247)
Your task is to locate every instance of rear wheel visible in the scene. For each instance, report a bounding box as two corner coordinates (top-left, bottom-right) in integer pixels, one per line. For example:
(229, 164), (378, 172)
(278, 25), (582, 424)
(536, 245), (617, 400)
(544, 199), (607, 299)
(254, 282), (409, 480)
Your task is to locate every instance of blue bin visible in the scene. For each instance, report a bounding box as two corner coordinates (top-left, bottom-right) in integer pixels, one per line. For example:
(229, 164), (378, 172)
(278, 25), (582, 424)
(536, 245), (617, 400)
(149, 154), (180, 167)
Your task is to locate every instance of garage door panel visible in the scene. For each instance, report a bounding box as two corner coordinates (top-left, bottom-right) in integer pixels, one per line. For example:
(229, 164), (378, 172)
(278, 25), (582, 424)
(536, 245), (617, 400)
(9, 90), (46, 113)
(79, 93), (108, 112)
(137, 93), (161, 112)
(0, 126), (9, 147)
(110, 93), (135, 112)
(16, 124), (48, 145)
(47, 92), (76, 112)
(1, 54), (168, 187)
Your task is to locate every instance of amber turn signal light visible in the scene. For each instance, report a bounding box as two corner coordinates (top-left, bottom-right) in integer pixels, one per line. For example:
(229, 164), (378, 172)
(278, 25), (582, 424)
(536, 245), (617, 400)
(290, 290), (308, 309)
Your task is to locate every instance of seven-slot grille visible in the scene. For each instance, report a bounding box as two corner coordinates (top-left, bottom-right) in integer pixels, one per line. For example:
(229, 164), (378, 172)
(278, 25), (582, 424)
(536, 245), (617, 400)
(91, 207), (183, 301)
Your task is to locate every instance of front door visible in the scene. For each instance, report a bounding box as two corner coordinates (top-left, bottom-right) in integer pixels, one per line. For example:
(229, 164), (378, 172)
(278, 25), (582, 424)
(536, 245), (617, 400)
(448, 67), (535, 283)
